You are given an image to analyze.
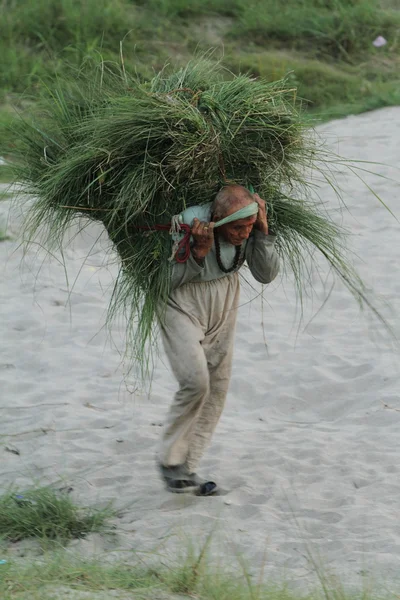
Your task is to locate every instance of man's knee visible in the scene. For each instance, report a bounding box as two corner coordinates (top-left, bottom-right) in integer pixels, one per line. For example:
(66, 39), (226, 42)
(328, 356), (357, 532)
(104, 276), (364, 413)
(179, 367), (210, 402)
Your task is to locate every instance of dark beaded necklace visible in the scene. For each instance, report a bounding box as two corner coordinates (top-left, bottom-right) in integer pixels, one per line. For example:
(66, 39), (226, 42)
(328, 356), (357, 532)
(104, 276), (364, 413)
(214, 231), (244, 273)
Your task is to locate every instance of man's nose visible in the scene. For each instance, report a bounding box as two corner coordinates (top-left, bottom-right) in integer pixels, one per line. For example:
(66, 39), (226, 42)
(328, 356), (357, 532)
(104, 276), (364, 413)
(242, 226), (253, 239)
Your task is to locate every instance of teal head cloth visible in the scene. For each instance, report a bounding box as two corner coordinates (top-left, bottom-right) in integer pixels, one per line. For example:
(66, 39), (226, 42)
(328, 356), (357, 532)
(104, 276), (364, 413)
(177, 201), (259, 229)
(213, 201), (258, 228)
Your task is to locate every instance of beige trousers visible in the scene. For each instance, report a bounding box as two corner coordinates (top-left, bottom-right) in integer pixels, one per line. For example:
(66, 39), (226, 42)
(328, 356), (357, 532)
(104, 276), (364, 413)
(159, 273), (240, 474)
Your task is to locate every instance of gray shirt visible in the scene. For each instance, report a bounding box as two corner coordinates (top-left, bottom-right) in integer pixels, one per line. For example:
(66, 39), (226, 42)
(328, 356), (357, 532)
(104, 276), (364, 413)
(171, 203), (280, 290)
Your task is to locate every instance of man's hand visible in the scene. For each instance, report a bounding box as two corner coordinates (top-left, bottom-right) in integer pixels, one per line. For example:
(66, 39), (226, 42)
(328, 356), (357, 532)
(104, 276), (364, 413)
(191, 218), (215, 263)
(253, 193), (269, 235)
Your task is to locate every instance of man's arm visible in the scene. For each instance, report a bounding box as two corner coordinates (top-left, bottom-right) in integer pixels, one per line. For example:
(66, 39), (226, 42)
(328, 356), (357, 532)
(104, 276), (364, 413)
(245, 230), (280, 284)
(170, 219), (215, 289)
(245, 194), (280, 284)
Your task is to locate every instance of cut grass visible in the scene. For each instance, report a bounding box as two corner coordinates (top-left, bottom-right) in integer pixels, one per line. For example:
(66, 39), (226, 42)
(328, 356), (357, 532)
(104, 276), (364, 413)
(10, 56), (385, 376)
(0, 166), (15, 184)
(0, 486), (115, 543)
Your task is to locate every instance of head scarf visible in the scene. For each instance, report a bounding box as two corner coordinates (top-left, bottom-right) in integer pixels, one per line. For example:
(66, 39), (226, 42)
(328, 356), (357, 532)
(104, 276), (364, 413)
(213, 202), (258, 228)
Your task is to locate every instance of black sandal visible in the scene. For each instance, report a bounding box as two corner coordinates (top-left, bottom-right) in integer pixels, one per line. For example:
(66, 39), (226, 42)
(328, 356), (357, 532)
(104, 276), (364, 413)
(196, 481), (218, 496)
(166, 478), (201, 494)
(158, 463), (218, 496)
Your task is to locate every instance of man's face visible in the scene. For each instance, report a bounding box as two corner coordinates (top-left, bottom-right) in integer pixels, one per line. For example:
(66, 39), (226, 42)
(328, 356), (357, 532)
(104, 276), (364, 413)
(218, 215), (257, 246)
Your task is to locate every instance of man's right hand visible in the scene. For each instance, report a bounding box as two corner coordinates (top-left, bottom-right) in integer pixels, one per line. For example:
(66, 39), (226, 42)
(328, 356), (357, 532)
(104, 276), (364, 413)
(191, 218), (215, 263)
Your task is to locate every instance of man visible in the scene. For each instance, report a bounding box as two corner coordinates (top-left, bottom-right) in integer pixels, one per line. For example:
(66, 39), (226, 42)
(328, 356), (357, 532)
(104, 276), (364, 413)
(158, 185), (280, 495)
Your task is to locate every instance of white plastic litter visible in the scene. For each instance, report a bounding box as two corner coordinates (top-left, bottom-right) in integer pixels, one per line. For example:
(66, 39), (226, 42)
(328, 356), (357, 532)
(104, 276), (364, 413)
(373, 36), (387, 48)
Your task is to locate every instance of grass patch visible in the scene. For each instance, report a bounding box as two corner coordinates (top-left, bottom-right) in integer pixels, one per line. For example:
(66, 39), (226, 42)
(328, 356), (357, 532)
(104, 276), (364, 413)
(0, 486), (114, 543)
(230, 0), (400, 60)
(0, 485), (396, 599)
(136, 0), (243, 18)
(0, 0), (399, 127)
(225, 49), (400, 118)
(0, 543), (395, 600)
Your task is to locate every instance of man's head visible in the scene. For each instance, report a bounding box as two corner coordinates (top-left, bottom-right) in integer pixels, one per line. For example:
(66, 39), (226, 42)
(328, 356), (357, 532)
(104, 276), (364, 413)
(212, 185), (257, 246)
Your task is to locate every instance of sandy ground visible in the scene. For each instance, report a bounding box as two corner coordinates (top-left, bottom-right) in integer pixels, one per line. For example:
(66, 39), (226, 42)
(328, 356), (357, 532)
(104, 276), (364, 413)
(1, 107), (400, 591)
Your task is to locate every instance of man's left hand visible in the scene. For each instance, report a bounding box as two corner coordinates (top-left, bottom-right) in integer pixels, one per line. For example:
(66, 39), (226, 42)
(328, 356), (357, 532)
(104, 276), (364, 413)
(253, 193), (269, 235)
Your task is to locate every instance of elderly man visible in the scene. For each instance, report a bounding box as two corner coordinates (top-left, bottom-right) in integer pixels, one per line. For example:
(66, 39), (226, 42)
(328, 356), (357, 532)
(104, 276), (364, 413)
(158, 185), (279, 495)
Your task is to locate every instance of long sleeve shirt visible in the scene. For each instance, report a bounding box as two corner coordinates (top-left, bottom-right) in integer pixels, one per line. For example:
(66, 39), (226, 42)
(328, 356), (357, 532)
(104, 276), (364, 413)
(171, 203), (280, 290)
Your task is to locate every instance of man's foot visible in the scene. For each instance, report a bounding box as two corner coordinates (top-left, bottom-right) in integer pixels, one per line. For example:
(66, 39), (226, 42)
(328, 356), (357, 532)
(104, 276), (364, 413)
(196, 480), (219, 496)
(158, 463), (218, 496)
(166, 477), (218, 496)
(166, 477), (200, 494)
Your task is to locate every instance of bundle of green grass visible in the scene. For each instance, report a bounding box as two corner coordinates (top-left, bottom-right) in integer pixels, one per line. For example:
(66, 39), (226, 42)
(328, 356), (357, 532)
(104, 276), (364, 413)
(9, 58), (368, 372)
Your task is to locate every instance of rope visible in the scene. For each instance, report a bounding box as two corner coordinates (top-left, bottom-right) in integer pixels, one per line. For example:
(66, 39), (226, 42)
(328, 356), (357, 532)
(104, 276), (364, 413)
(135, 222), (191, 264)
(168, 215), (190, 262)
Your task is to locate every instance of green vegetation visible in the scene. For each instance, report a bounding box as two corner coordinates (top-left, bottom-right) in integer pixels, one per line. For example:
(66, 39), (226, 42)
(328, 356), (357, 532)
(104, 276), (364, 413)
(0, 487), (114, 542)
(0, 0), (399, 133)
(0, 174), (12, 186)
(0, 550), (280, 599)
(0, 483), (394, 599)
(0, 4), (398, 595)
(9, 57), (375, 374)
(0, 544), (386, 600)
(0, 164), (14, 184)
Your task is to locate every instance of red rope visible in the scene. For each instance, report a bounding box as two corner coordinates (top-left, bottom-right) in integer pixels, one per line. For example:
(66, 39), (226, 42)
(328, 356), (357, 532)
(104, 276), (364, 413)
(136, 223), (192, 264)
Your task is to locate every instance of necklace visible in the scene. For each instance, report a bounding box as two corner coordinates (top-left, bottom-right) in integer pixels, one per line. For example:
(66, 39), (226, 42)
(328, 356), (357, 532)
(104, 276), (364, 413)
(214, 231), (244, 273)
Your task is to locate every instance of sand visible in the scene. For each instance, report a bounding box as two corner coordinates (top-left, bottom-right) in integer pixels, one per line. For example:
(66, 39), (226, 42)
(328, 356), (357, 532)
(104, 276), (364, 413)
(1, 107), (400, 591)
